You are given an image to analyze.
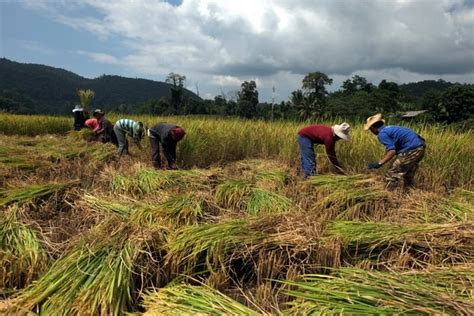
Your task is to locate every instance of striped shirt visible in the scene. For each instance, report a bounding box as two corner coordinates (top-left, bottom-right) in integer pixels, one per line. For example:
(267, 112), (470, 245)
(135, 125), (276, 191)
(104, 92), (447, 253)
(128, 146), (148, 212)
(116, 119), (144, 142)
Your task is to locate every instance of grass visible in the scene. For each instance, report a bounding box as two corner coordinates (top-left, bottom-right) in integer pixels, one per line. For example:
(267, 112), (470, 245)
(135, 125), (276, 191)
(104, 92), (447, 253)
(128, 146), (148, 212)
(215, 180), (253, 210)
(282, 266), (474, 315)
(247, 189), (292, 216)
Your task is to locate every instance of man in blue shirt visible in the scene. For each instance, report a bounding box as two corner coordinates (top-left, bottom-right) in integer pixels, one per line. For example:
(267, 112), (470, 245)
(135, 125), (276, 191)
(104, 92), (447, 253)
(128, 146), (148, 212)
(364, 113), (425, 190)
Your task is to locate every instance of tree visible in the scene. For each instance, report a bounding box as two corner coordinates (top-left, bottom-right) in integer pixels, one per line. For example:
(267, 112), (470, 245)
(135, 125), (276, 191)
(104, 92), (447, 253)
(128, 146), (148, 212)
(77, 89), (95, 116)
(290, 89), (326, 120)
(436, 85), (474, 123)
(166, 72), (186, 112)
(236, 80), (259, 118)
(341, 75), (374, 94)
(302, 71), (333, 97)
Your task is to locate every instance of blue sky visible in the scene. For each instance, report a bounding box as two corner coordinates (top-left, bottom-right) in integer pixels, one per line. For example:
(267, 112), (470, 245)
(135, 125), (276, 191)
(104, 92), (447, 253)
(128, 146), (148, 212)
(1, 0), (474, 102)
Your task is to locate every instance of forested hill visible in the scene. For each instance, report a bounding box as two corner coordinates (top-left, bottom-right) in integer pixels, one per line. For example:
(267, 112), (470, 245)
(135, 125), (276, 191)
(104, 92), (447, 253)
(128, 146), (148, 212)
(0, 58), (201, 114)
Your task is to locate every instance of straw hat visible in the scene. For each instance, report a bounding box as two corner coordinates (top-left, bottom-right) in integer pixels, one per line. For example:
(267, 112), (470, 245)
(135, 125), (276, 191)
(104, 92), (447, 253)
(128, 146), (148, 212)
(364, 113), (385, 130)
(332, 122), (351, 142)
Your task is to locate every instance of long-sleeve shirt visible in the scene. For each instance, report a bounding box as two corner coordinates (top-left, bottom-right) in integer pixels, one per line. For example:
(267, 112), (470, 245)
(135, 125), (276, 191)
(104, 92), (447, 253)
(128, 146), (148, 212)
(298, 125), (341, 167)
(149, 122), (180, 163)
(116, 119), (143, 143)
(84, 118), (100, 132)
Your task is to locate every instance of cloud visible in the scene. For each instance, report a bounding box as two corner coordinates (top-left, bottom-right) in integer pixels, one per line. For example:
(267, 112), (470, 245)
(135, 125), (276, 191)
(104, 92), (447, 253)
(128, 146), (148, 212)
(17, 40), (55, 55)
(18, 0), (474, 101)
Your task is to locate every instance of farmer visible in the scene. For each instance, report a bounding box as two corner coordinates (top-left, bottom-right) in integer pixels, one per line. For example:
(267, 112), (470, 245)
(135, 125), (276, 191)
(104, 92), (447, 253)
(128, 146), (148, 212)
(297, 123), (351, 178)
(148, 122), (186, 169)
(113, 118), (145, 156)
(92, 109), (118, 146)
(365, 113), (426, 190)
(84, 117), (99, 132)
(72, 105), (86, 131)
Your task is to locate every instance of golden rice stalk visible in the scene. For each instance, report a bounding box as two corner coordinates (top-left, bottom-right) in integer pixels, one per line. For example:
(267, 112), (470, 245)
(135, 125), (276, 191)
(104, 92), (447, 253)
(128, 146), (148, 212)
(215, 180), (253, 210)
(142, 284), (262, 315)
(282, 266), (474, 315)
(0, 207), (49, 293)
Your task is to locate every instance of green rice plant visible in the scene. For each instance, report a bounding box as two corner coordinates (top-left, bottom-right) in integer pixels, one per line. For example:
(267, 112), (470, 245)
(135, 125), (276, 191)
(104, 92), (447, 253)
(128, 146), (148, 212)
(247, 188), (292, 216)
(0, 180), (79, 207)
(0, 207), (49, 293)
(165, 219), (267, 274)
(14, 222), (151, 315)
(282, 267), (474, 315)
(142, 284), (261, 315)
(325, 220), (474, 263)
(215, 180), (253, 210)
(308, 174), (375, 190)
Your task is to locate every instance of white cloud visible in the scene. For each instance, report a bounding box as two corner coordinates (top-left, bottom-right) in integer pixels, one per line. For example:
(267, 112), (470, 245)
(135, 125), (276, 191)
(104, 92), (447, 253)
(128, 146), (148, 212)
(18, 0), (474, 101)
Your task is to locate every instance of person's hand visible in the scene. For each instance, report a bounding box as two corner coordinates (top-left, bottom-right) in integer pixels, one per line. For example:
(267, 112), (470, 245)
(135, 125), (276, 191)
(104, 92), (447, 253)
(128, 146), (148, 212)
(169, 162), (178, 170)
(367, 162), (382, 169)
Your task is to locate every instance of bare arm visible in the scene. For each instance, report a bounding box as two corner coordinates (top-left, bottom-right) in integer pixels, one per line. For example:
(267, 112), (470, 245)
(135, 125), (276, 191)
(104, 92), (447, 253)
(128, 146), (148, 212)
(379, 149), (396, 165)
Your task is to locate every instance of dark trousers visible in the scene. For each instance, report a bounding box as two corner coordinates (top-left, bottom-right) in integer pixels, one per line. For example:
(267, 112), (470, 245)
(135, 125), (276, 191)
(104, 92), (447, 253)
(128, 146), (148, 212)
(149, 136), (162, 168)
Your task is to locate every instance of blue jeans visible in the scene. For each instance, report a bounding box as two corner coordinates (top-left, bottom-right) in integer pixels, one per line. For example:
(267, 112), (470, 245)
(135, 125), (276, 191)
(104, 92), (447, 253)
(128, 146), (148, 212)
(297, 135), (315, 178)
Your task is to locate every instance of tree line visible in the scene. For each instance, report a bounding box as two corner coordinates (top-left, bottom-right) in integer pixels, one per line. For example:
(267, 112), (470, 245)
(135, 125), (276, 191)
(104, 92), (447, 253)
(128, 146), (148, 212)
(131, 72), (474, 124)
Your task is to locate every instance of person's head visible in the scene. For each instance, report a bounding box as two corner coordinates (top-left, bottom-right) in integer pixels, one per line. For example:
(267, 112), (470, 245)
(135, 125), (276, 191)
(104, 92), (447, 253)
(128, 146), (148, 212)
(364, 113), (385, 135)
(332, 122), (351, 142)
(170, 127), (186, 142)
(93, 109), (105, 119)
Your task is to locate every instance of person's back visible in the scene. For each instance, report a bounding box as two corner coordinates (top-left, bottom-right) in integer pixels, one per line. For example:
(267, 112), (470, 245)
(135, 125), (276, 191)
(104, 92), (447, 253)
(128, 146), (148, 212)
(72, 105), (85, 131)
(378, 125), (423, 154)
(149, 122), (178, 142)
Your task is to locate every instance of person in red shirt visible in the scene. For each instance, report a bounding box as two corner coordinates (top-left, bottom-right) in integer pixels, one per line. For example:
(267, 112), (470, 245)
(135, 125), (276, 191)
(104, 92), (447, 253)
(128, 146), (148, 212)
(297, 123), (351, 177)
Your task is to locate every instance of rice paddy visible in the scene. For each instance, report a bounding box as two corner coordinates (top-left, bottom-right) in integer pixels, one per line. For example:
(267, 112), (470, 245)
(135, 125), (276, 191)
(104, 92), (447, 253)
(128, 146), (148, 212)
(0, 114), (473, 314)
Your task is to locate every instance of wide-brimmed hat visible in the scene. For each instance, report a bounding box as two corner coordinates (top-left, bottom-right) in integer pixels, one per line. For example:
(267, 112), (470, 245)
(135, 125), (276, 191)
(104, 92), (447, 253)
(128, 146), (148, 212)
(332, 122), (351, 142)
(72, 104), (83, 112)
(364, 113), (385, 130)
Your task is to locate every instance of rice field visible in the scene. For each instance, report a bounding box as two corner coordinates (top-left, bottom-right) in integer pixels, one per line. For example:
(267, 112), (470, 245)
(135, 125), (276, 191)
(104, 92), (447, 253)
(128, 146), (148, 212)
(0, 113), (473, 314)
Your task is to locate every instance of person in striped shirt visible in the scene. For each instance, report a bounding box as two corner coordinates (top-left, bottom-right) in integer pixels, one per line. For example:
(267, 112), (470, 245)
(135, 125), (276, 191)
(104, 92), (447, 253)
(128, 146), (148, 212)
(113, 118), (145, 156)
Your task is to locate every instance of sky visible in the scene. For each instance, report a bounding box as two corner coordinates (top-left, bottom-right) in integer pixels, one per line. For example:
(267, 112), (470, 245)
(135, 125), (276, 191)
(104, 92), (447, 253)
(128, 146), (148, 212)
(1, 0), (473, 103)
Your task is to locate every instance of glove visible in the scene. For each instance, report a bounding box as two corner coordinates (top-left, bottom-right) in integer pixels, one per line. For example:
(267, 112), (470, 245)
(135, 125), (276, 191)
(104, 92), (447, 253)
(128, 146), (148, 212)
(367, 162), (381, 169)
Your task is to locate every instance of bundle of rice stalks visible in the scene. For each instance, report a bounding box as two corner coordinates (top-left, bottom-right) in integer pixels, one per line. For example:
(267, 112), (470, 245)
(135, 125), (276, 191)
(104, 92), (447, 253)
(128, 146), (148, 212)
(155, 193), (208, 226)
(82, 194), (133, 218)
(393, 189), (474, 224)
(165, 219), (266, 275)
(255, 169), (288, 191)
(307, 175), (391, 221)
(215, 180), (253, 210)
(0, 207), (49, 293)
(325, 220), (474, 265)
(282, 267), (474, 315)
(142, 284), (261, 315)
(13, 221), (164, 315)
(247, 189), (292, 216)
(0, 180), (79, 207)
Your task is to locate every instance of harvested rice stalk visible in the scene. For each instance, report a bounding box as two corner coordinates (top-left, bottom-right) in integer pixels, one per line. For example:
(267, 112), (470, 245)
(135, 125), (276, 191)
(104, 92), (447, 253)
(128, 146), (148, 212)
(157, 193), (206, 225)
(142, 284), (262, 315)
(326, 221), (474, 264)
(13, 222), (163, 315)
(282, 267), (474, 315)
(247, 189), (292, 216)
(165, 219), (266, 274)
(82, 194), (133, 218)
(255, 169), (288, 190)
(308, 175), (391, 220)
(0, 180), (79, 207)
(215, 180), (253, 210)
(0, 207), (49, 293)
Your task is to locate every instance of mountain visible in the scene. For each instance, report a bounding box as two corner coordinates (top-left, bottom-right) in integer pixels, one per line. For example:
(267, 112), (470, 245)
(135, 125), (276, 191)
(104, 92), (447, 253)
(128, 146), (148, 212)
(0, 58), (201, 114)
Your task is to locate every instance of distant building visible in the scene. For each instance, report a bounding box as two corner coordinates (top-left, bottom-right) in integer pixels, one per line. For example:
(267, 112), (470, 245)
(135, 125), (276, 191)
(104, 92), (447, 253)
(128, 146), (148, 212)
(400, 110), (428, 120)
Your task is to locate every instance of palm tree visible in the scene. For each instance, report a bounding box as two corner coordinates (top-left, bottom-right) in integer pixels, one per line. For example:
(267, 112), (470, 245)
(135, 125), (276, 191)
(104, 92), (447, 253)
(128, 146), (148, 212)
(77, 89), (95, 117)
